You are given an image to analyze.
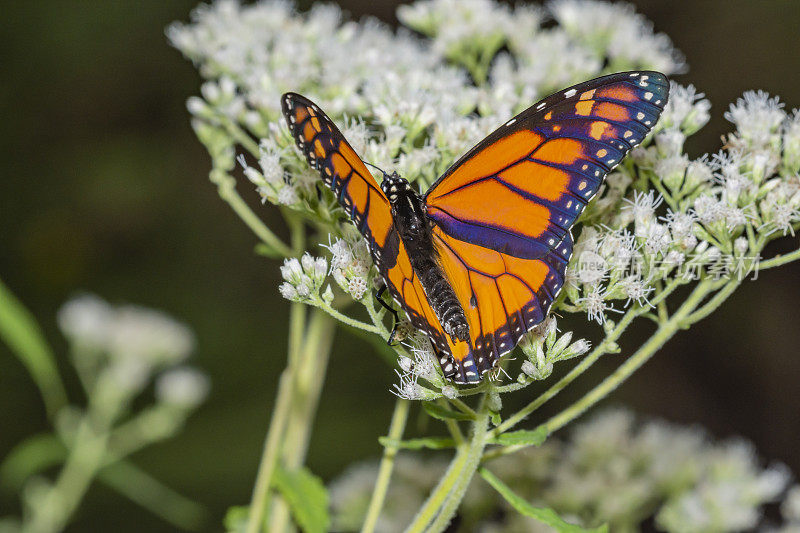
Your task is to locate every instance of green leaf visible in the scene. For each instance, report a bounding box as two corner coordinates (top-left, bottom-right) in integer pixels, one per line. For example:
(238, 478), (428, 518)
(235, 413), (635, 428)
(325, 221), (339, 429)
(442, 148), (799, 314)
(0, 279), (67, 417)
(272, 466), (329, 533)
(490, 426), (548, 447)
(479, 468), (607, 533)
(0, 433), (65, 491)
(422, 401), (474, 421)
(378, 436), (456, 450)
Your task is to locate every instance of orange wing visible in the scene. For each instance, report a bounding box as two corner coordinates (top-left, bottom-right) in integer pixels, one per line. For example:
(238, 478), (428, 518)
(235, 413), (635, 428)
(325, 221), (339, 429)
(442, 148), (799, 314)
(281, 93), (394, 258)
(425, 72), (669, 261)
(282, 94), (453, 375)
(421, 72), (669, 380)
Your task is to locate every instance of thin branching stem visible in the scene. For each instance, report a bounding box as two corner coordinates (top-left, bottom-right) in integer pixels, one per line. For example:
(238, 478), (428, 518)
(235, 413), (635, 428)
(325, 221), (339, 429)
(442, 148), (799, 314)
(361, 399), (411, 533)
(245, 303), (304, 533)
(209, 168), (293, 258)
(420, 396), (490, 533)
(759, 246), (800, 270)
(542, 278), (724, 436)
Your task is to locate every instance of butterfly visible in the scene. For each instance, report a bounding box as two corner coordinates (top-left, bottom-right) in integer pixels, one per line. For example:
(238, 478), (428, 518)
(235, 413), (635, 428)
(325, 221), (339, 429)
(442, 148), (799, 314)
(282, 71), (669, 384)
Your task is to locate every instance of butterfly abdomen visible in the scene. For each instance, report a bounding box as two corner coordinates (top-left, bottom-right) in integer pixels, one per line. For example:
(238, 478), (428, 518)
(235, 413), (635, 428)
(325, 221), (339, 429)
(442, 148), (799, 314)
(414, 254), (469, 343)
(387, 178), (470, 345)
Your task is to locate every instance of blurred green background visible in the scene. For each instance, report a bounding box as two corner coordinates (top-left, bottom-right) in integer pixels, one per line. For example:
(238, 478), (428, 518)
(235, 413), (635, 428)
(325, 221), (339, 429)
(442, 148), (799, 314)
(1, 1), (799, 530)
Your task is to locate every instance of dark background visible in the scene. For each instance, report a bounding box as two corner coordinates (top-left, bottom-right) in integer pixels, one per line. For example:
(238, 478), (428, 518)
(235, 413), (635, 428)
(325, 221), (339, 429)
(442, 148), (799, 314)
(1, 1), (799, 531)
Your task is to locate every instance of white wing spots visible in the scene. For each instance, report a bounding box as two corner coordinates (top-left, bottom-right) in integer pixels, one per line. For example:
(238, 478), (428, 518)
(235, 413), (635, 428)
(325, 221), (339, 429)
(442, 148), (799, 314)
(644, 92), (653, 101)
(644, 120), (652, 125)
(506, 118), (517, 126)
(636, 112), (645, 120)
(629, 72), (640, 77)
(639, 81), (648, 87)
(578, 180), (587, 191)
(564, 89), (577, 98)
(536, 102), (546, 110)
(548, 237), (555, 245)
(624, 130), (633, 138)
(641, 75), (649, 81)
(444, 363), (453, 372)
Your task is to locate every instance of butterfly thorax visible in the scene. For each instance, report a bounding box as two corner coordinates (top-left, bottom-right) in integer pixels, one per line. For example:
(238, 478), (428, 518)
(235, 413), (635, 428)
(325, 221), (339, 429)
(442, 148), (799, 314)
(381, 173), (470, 344)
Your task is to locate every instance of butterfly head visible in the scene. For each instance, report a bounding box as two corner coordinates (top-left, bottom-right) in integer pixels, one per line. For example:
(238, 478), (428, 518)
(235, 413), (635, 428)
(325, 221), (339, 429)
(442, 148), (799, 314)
(380, 171), (412, 204)
(381, 172), (428, 237)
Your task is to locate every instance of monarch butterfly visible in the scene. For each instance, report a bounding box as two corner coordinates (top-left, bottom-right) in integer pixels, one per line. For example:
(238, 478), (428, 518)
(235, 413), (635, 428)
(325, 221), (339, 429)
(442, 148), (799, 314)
(282, 71), (669, 384)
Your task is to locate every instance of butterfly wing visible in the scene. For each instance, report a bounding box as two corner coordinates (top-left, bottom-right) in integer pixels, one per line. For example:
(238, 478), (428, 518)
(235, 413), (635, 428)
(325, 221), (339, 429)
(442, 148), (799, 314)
(281, 93), (394, 251)
(431, 226), (573, 382)
(423, 72), (669, 380)
(425, 71), (669, 260)
(281, 93), (455, 374)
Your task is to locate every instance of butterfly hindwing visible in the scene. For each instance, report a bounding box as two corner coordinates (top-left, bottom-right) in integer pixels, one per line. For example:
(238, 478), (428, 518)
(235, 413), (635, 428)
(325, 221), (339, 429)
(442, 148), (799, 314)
(431, 227), (573, 382)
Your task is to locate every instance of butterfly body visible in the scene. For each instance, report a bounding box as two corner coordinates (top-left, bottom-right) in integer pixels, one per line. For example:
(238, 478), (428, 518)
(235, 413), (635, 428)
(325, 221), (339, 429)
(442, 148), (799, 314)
(281, 71), (669, 384)
(381, 173), (470, 344)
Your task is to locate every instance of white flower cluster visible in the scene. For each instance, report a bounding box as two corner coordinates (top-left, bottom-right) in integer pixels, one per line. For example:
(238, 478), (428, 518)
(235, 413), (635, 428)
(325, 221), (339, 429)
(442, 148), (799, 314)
(328, 409), (794, 532)
(393, 333), (448, 401)
(170, 0), (685, 212)
(173, 0), (800, 380)
(58, 294), (206, 405)
(518, 317), (591, 380)
(278, 252), (328, 302)
(564, 82), (800, 324)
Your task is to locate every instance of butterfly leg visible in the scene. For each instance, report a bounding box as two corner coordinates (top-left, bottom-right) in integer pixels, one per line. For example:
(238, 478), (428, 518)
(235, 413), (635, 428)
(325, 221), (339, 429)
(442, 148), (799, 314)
(374, 283), (400, 346)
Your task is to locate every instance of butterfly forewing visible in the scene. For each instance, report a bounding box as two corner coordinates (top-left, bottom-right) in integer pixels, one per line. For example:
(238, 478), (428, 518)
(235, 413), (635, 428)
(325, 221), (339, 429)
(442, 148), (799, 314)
(425, 72), (669, 261)
(281, 93), (394, 256)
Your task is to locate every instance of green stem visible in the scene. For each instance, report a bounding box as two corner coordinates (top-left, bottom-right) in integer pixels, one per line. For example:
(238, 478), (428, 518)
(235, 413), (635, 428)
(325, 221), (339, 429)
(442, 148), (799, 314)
(490, 276), (685, 438)
(542, 279), (719, 435)
(758, 246), (800, 270)
(269, 310), (336, 533)
(99, 461), (207, 531)
(316, 299), (382, 335)
(209, 168), (293, 258)
(405, 395), (490, 533)
(683, 278), (739, 325)
(447, 397), (476, 418)
(361, 399), (411, 533)
(220, 115), (261, 156)
(245, 302), (305, 533)
(491, 306), (639, 438)
(24, 379), (123, 533)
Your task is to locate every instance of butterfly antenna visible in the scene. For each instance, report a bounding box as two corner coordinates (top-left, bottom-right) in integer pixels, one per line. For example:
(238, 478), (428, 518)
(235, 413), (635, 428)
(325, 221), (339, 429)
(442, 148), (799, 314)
(364, 161), (389, 180)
